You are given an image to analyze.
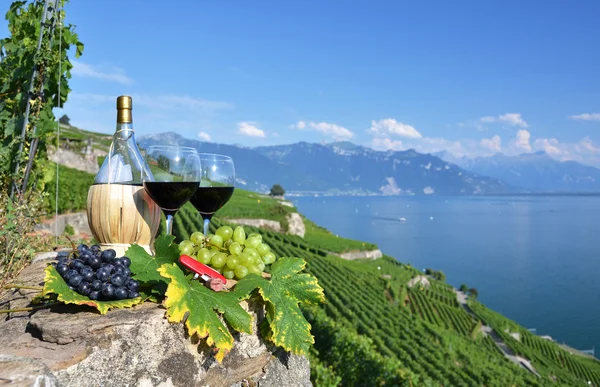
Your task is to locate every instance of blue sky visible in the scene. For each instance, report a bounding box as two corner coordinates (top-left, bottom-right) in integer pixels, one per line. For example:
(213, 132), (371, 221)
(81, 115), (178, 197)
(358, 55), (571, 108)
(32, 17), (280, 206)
(3, 0), (600, 165)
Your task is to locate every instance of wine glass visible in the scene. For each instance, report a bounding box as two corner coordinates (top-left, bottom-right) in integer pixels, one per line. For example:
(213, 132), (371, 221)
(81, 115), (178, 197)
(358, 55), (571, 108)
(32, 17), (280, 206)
(188, 153), (235, 236)
(142, 146), (201, 235)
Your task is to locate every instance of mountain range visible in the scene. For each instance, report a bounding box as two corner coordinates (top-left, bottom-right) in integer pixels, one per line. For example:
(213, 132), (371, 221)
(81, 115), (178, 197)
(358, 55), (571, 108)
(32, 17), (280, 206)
(138, 132), (600, 195)
(436, 151), (600, 193)
(138, 133), (509, 195)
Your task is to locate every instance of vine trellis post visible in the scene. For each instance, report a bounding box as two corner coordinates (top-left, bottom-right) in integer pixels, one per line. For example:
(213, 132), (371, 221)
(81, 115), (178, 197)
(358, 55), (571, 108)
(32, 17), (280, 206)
(9, 0), (60, 202)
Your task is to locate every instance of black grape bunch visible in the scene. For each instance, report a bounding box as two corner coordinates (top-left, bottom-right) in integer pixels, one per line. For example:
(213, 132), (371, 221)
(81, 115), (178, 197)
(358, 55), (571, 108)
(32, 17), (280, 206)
(54, 244), (140, 301)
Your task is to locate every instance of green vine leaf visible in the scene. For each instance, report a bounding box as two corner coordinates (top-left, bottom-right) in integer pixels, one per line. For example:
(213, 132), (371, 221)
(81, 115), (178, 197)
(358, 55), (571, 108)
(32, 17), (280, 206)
(158, 263), (253, 362)
(232, 257), (325, 355)
(42, 265), (142, 315)
(127, 234), (180, 290)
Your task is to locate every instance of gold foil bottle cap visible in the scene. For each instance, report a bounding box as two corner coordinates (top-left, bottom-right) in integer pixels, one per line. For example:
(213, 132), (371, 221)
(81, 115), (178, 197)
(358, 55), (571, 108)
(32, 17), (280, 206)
(116, 96), (133, 123)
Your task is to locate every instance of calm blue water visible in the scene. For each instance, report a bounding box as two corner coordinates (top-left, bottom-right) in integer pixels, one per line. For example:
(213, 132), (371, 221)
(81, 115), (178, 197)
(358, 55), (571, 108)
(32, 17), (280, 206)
(293, 195), (600, 355)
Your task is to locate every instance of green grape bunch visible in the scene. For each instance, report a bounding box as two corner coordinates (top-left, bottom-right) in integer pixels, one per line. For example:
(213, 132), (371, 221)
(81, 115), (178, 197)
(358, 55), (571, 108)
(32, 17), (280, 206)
(178, 226), (277, 280)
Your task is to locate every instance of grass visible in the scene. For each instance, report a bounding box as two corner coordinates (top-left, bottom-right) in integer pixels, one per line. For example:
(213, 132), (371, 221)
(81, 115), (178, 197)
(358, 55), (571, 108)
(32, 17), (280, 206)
(302, 216), (378, 253)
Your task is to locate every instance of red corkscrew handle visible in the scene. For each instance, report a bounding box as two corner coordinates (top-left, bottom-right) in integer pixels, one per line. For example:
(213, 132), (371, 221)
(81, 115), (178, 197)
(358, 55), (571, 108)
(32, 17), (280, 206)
(179, 255), (227, 283)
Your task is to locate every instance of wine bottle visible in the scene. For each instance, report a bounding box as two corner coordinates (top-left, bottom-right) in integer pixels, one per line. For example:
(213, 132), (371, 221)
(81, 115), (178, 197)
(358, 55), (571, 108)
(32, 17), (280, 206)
(86, 96), (161, 256)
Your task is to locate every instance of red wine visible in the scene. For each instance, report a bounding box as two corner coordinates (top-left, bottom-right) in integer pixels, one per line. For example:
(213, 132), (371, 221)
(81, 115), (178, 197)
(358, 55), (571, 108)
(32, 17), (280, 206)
(143, 181), (199, 215)
(189, 186), (234, 219)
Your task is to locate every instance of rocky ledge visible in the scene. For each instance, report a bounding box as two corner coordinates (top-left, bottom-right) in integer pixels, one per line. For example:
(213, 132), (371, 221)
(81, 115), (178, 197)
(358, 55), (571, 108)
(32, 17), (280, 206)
(0, 257), (311, 387)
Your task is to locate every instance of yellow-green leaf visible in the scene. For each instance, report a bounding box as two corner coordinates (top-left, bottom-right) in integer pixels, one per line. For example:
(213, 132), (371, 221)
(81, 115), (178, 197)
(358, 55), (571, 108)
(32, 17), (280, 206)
(232, 257), (325, 355)
(42, 265), (142, 315)
(158, 263), (253, 361)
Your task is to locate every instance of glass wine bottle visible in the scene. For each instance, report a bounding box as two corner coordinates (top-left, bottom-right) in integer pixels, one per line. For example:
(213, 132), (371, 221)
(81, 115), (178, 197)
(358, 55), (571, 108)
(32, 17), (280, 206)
(86, 96), (161, 256)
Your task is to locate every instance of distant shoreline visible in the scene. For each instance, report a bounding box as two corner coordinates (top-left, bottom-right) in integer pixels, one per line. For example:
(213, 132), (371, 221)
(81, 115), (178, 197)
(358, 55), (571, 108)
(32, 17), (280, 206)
(287, 192), (600, 198)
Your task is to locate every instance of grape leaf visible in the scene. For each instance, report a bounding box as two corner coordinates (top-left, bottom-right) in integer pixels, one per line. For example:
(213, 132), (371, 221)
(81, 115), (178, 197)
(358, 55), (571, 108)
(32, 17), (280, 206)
(42, 265), (143, 315)
(127, 235), (180, 289)
(158, 263), (253, 362)
(232, 257), (325, 355)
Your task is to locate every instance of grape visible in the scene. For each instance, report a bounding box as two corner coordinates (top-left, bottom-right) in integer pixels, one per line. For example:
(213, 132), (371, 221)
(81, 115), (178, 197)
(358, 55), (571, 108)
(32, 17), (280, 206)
(127, 279), (140, 292)
(216, 226), (233, 242)
(253, 255), (263, 266)
(262, 252), (276, 265)
(245, 237), (261, 249)
(80, 253), (92, 265)
(121, 257), (131, 268)
(248, 265), (262, 276)
(114, 264), (126, 275)
(77, 281), (91, 296)
(101, 283), (115, 298)
(190, 231), (204, 245)
(196, 248), (211, 264)
(68, 274), (83, 287)
(58, 245), (139, 301)
(257, 261), (265, 272)
(244, 248), (259, 260)
(256, 243), (270, 257)
(233, 226), (246, 244)
(211, 253), (227, 268)
(80, 267), (95, 282)
(247, 232), (263, 242)
(56, 263), (69, 276)
(115, 287), (128, 300)
(226, 255), (239, 269)
(101, 249), (116, 262)
(180, 243), (195, 256)
(223, 269), (235, 280)
(228, 242), (242, 256)
(91, 280), (102, 291)
(129, 291), (141, 299)
(208, 234), (223, 248)
(71, 259), (85, 271)
(111, 273), (126, 287)
(88, 256), (102, 269)
(234, 265), (248, 279)
(238, 253), (253, 267)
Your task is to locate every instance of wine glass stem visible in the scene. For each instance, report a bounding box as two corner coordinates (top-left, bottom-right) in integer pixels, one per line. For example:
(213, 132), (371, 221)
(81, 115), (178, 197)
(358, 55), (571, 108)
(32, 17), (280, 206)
(203, 218), (210, 237)
(165, 214), (174, 235)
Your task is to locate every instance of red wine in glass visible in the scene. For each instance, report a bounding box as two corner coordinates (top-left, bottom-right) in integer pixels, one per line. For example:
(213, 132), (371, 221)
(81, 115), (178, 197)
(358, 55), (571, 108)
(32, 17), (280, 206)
(143, 181), (200, 216)
(195, 154), (235, 236)
(189, 186), (234, 221)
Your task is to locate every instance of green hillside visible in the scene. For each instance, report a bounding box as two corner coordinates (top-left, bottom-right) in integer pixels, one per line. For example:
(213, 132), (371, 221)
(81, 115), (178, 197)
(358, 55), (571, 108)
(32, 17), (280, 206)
(172, 189), (600, 386)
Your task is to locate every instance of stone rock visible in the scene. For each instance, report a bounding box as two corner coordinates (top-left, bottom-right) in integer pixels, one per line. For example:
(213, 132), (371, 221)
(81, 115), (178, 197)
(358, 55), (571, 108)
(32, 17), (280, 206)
(338, 249), (383, 260)
(286, 213), (305, 238)
(34, 212), (91, 237)
(0, 257), (312, 387)
(48, 148), (99, 174)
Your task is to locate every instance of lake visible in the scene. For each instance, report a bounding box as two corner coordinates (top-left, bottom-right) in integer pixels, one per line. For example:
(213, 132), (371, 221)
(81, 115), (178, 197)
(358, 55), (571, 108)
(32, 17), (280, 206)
(292, 195), (600, 356)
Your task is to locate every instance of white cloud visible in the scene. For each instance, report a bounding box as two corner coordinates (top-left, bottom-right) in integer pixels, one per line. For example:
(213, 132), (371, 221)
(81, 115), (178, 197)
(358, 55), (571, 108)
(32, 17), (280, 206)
(477, 113), (528, 128)
(514, 129), (532, 152)
(291, 120), (354, 140)
(71, 61), (133, 85)
(197, 131), (211, 141)
(237, 122), (266, 138)
(480, 135), (502, 152)
(368, 118), (422, 139)
(569, 113), (600, 121)
(498, 113), (528, 128)
(533, 138), (562, 156)
(371, 137), (404, 151)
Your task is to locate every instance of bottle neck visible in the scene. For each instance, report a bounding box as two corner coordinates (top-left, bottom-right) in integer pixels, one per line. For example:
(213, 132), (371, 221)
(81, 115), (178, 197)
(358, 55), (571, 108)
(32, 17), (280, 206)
(115, 122), (135, 141)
